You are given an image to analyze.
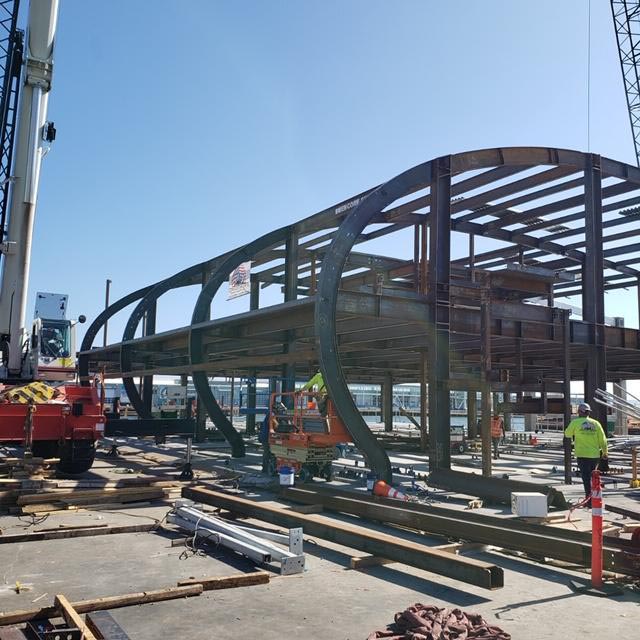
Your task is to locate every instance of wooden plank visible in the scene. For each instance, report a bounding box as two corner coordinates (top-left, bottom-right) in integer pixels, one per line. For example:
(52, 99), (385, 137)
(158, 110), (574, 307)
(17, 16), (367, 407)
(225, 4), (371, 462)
(0, 585), (203, 626)
(86, 611), (131, 640)
(289, 504), (323, 514)
(54, 594), (98, 640)
(17, 486), (165, 506)
(177, 570), (270, 590)
(0, 523), (156, 544)
(349, 555), (393, 569)
(34, 523), (109, 533)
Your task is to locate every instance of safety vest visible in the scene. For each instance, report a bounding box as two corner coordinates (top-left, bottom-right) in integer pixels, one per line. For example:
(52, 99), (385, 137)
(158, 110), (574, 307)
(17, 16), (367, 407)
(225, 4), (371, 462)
(564, 416), (608, 459)
(490, 417), (503, 438)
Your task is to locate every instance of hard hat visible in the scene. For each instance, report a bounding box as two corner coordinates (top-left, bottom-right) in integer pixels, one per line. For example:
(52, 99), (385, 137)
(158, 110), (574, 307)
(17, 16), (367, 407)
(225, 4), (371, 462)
(578, 402), (591, 412)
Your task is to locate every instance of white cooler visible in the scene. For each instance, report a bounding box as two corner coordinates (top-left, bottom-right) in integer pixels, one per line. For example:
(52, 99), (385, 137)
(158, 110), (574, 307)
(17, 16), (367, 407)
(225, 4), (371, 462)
(511, 492), (548, 517)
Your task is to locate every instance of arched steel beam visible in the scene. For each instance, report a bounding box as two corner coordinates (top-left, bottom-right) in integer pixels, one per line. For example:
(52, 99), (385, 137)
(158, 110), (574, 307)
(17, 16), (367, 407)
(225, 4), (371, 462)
(190, 227), (293, 458)
(314, 146), (610, 483)
(316, 161), (434, 484)
(78, 285), (153, 384)
(120, 265), (210, 419)
(119, 260), (231, 436)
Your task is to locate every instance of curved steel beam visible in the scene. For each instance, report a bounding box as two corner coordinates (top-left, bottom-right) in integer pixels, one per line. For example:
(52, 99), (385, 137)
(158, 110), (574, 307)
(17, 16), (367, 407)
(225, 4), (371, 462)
(78, 285), (153, 384)
(190, 227), (292, 458)
(120, 264), (211, 419)
(316, 161), (433, 484)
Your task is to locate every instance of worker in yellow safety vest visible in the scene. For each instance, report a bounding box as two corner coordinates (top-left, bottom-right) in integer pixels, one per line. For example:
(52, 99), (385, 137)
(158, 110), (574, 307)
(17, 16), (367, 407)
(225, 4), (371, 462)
(302, 371), (328, 415)
(490, 413), (505, 459)
(564, 402), (608, 505)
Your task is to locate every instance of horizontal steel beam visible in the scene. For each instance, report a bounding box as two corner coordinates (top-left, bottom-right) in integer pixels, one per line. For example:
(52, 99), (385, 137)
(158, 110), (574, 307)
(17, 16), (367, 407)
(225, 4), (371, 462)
(280, 485), (640, 577)
(182, 486), (503, 589)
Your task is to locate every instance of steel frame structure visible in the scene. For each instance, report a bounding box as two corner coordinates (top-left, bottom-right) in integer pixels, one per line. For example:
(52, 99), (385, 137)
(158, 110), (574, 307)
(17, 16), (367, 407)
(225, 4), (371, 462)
(80, 147), (640, 483)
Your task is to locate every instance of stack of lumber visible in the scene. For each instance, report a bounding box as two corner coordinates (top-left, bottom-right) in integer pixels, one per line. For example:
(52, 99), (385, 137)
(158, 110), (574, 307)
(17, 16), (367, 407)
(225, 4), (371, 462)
(0, 477), (185, 515)
(0, 456), (59, 479)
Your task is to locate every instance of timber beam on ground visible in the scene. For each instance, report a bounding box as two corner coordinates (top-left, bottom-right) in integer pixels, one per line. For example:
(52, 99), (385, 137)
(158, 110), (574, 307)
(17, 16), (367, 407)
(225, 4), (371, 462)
(182, 485), (504, 589)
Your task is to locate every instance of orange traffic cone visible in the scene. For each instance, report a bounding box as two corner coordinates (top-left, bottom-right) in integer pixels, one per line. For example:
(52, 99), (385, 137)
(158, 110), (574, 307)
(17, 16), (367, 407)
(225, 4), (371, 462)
(373, 480), (408, 501)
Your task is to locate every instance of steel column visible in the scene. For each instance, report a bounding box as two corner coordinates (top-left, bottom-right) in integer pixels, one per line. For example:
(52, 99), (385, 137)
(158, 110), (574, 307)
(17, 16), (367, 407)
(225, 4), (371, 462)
(582, 154), (607, 427)
(141, 302), (156, 415)
(420, 352), (428, 452)
(427, 156), (452, 471)
(467, 390), (477, 439)
(481, 298), (492, 477)
(563, 309), (573, 484)
(383, 371), (393, 432)
(245, 279), (260, 435)
(282, 228), (299, 395)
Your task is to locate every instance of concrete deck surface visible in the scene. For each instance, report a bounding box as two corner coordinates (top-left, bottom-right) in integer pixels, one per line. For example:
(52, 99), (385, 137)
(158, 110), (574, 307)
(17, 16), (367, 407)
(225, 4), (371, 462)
(0, 435), (639, 639)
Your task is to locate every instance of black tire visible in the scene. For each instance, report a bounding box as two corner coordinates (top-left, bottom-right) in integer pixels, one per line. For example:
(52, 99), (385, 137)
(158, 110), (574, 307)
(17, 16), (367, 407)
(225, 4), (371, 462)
(57, 440), (96, 475)
(299, 466), (313, 483)
(323, 464), (333, 482)
(31, 440), (60, 459)
(267, 454), (278, 476)
(457, 443), (465, 454)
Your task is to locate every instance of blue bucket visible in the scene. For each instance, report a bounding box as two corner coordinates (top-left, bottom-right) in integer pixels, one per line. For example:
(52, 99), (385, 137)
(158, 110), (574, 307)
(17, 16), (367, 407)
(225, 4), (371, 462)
(279, 465), (295, 486)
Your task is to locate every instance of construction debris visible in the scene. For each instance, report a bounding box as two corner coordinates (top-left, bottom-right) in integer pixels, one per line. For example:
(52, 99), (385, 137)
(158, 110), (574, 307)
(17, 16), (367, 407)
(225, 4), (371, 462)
(177, 570), (270, 590)
(54, 594), (98, 640)
(0, 585), (204, 626)
(366, 603), (511, 640)
(0, 523), (157, 544)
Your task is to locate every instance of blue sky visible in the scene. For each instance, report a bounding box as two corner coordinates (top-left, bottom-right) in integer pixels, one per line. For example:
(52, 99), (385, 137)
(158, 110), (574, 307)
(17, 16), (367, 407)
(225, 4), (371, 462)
(20, 0), (638, 342)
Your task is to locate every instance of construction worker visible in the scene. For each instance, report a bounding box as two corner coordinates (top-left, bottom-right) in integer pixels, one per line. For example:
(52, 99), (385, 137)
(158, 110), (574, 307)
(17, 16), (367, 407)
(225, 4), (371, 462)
(564, 402), (608, 505)
(301, 371), (328, 415)
(490, 413), (505, 459)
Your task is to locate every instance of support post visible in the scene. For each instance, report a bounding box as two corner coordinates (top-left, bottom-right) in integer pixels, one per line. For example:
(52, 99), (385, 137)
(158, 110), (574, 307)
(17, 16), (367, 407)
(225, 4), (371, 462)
(467, 390), (477, 439)
(481, 298), (492, 478)
(413, 224), (420, 291)
(582, 154), (607, 427)
(427, 156), (452, 471)
(141, 301), (156, 416)
(420, 352), (428, 452)
(469, 233), (475, 282)
(194, 270), (210, 442)
(282, 228), (298, 395)
(245, 279), (260, 435)
(563, 309), (573, 484)
(383, 372), (393, 432)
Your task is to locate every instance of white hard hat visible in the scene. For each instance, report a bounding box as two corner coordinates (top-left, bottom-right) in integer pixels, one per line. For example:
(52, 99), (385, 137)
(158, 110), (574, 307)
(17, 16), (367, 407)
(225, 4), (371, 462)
(578, 402), (591, 412)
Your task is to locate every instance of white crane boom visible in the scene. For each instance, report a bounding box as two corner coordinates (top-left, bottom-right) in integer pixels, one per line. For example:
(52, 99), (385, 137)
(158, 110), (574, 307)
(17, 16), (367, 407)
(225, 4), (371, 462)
(0, 0), (58, 377)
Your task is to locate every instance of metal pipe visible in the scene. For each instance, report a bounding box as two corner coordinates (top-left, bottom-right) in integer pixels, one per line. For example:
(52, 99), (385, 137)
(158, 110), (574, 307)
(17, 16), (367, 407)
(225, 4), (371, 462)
(167, 514), (271, 564)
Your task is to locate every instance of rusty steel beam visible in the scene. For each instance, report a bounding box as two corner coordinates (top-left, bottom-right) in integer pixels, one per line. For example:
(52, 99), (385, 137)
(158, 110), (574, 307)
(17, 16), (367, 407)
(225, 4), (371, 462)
(182, 486), (504, 589)
(281, 486), (640, 578)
